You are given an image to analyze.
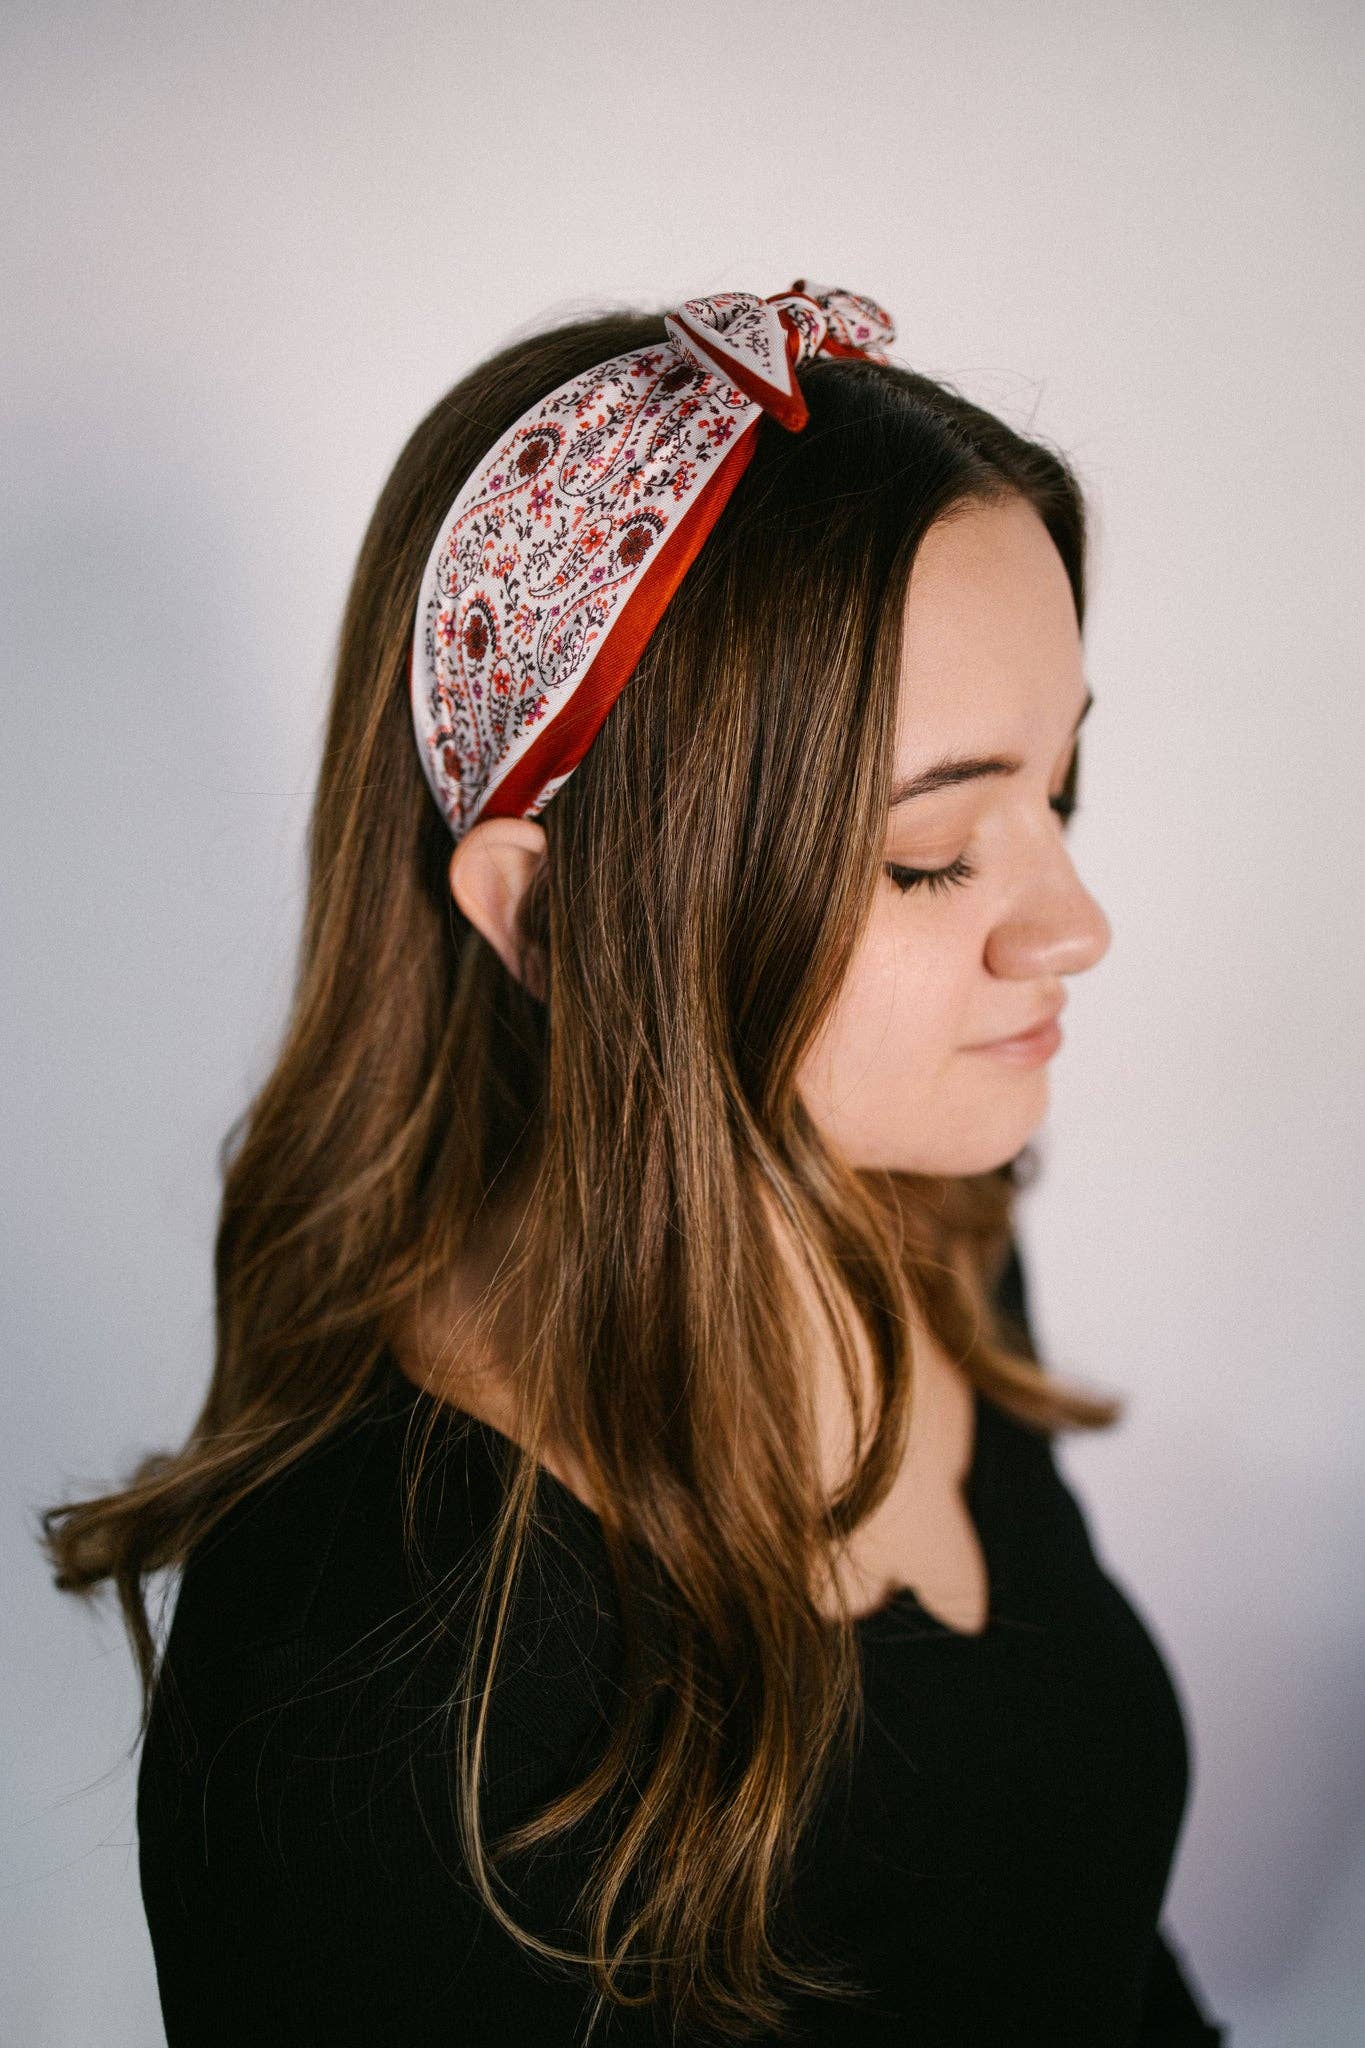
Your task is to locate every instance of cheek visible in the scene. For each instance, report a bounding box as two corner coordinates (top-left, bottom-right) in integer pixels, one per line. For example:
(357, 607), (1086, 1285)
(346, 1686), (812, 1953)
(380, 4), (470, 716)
(793, 897), (1054, 1177)
(854, 903), (971, 1052)
(797, 911), (968, 1113)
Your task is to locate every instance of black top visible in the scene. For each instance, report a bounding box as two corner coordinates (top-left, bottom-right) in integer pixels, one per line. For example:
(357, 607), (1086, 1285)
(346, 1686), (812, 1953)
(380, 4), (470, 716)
(138, 1247), (1226, 2045)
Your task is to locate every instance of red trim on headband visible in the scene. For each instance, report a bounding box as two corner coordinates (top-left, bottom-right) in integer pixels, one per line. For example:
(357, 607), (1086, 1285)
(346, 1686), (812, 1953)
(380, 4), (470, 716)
(481, 422), (763, 824)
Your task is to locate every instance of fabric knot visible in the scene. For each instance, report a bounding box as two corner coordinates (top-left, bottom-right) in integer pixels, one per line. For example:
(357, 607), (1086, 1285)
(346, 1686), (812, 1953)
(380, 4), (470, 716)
(664, 281), (896, 433)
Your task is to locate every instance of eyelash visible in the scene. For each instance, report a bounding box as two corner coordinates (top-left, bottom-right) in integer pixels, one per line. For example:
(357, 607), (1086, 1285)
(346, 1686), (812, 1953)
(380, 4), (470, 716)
(885, 791), (1080, 896)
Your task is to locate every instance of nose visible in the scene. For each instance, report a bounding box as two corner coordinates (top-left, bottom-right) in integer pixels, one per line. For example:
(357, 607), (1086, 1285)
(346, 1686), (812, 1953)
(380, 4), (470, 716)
(984, 847), (1112, 982)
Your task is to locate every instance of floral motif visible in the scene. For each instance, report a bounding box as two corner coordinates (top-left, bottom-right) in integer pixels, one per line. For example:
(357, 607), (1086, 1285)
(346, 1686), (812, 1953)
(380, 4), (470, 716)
(410, 282), (896, 840)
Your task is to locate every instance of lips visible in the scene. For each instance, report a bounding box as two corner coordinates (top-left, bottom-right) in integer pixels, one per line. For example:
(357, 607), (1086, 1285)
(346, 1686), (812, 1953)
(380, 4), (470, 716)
(972, 998), (1066, 1049)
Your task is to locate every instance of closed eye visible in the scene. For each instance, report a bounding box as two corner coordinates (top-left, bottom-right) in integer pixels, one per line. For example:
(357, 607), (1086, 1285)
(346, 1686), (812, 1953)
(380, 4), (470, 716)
(884, 852), (978, 896)
(885, 786), (1080, 896)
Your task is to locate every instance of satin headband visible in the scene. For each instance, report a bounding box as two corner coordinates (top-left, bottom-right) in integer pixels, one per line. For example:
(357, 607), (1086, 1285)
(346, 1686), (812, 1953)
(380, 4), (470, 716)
(409, 280), (896, 843)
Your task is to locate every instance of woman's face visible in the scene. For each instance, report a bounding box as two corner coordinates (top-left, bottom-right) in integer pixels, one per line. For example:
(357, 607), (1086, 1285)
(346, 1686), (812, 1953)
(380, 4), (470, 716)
(796, 492), (1111, 1178)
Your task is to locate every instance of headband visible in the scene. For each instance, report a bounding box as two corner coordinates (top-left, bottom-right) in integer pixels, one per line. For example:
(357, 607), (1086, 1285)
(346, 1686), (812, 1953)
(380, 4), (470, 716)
(409, 280), (896, 844)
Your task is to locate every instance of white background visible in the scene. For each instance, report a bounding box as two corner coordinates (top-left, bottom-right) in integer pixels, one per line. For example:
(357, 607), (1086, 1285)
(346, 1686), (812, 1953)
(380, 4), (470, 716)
(3, 2), (1362, 2040)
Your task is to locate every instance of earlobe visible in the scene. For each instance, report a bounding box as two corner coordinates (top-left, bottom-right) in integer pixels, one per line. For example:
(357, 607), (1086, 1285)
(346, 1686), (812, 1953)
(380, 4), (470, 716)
(447, 817), (549, 1000)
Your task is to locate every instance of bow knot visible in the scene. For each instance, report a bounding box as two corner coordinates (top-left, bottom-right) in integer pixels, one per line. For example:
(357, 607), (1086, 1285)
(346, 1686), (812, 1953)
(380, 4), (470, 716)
(664, 280), (895, 432)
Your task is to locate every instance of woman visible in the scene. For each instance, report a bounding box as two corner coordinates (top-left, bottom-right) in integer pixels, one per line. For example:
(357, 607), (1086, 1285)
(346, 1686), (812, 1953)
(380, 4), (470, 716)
(43, 283), (1225, 2043)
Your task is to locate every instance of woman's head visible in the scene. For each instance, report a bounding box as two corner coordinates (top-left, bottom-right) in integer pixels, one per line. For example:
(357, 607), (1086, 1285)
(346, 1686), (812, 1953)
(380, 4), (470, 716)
(457, 487), (1110, 1185)
(43, 297), (1123, 2044)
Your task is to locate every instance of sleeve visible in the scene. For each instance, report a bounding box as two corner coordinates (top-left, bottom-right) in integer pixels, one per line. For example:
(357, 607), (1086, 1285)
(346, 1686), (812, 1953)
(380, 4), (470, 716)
(137, 1630), (658, 2047)
(1134, 1921), (1228, 2042)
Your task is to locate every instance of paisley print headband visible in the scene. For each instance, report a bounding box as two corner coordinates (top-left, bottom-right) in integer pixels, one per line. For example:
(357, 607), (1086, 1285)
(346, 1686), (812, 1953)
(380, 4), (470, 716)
(408, 280), (897, 843)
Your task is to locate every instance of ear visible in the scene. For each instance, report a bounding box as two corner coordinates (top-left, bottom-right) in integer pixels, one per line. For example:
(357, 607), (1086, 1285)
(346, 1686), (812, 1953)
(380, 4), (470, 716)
(447, 817), (549, 1002)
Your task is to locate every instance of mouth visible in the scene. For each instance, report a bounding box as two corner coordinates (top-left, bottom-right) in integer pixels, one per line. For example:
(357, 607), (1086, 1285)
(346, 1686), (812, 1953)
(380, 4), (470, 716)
(965, 1000), (1066, 1062)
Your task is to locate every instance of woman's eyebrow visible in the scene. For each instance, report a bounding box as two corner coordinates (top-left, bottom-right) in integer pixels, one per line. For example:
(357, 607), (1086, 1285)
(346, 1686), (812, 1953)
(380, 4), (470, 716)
(889, 687), (1094, 808)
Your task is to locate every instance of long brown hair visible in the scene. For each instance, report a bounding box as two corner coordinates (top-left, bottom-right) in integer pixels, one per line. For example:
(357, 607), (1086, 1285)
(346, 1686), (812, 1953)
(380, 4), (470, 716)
(41, 303), (1122, 2043)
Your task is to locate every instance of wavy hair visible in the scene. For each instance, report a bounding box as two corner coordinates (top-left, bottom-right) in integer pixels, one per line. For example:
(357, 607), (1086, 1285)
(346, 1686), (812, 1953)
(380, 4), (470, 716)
(41, 303), (1122, 2043)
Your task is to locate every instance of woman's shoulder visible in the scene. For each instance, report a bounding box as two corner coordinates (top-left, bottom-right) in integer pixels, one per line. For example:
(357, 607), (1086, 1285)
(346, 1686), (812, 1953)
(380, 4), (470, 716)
(158, 1385), (407, 1666)
(136, 1368), (638, 2045)
(149, 1361), (626, 1775)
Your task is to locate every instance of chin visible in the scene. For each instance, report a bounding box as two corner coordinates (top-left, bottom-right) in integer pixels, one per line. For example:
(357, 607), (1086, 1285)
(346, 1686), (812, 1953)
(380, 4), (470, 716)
(813, 1068), (1052, 1179)
(893, 1096), (1050, 1180)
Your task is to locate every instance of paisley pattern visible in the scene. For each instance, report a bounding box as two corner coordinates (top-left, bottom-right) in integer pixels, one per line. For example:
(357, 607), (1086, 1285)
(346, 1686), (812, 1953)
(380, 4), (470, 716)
(410, 281), (896, 842)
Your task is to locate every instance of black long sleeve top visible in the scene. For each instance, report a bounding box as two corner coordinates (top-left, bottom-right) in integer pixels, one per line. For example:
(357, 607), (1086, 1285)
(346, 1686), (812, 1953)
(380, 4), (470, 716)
(137, 1245), (1227, 2044)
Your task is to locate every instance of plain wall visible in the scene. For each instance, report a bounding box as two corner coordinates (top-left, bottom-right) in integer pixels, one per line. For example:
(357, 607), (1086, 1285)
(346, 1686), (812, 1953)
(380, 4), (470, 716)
(3, 2), (1362, 2040)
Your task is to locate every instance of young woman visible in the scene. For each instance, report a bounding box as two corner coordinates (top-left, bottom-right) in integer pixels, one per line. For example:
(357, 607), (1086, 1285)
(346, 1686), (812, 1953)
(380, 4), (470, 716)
(43, 284), (1225, 2044)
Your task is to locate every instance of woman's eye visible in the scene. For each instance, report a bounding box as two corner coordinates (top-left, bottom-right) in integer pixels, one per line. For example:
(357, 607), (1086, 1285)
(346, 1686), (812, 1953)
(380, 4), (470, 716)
(886, 792), (1079, 895)
(884, 853), (978, 897)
